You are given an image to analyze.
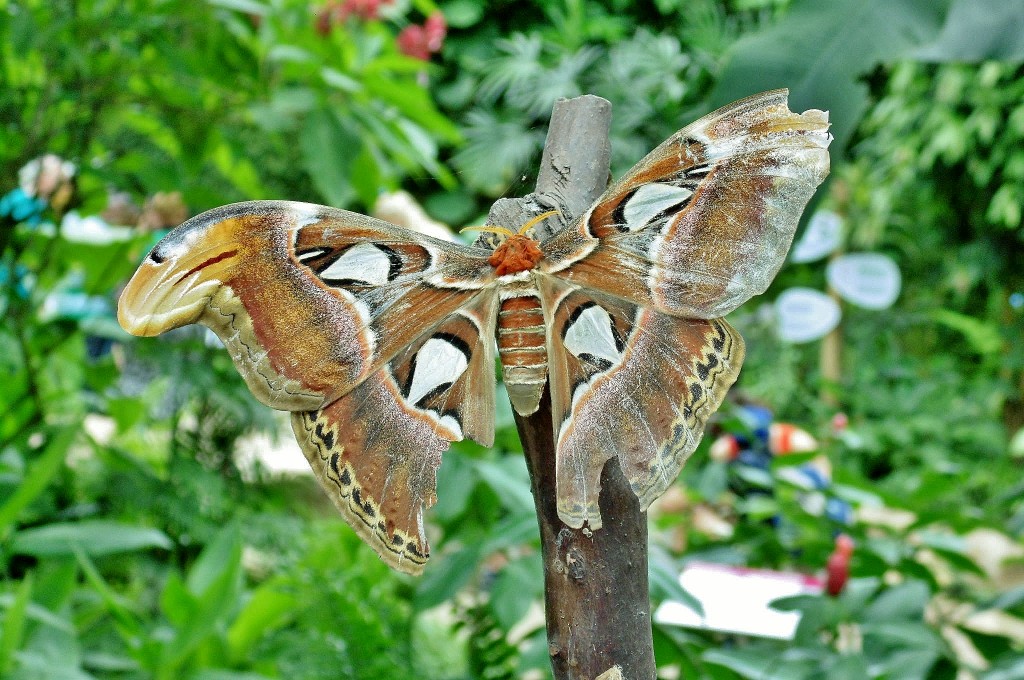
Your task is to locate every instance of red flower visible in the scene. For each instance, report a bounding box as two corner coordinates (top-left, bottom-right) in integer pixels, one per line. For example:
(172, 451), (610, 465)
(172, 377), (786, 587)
(825, 534), (855, 597)
(316, 0), (392, 35)
(397, 12), (446, 60)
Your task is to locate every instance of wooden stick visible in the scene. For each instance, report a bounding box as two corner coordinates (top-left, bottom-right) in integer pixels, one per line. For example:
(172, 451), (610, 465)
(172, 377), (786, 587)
(486, 96), (656, 680)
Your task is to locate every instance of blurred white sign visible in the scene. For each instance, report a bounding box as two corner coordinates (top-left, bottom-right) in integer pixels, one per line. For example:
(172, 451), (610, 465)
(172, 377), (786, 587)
(791, 210), (843, 263)
(827, 253), (901, 310)
(775, 288), (841, 343)
(654, 562), (822, 640)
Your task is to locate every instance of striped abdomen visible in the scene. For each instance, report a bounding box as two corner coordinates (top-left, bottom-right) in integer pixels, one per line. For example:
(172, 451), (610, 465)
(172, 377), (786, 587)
(497, 293), (547, 415)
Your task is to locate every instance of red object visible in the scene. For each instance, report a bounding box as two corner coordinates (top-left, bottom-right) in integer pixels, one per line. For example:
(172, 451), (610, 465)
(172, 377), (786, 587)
(825, 534), (855, 596)
(397, 12), (446, 60)
(831, 412), (849, 433)
(488, 235), (542, 276)
(316, 0), (392, 35)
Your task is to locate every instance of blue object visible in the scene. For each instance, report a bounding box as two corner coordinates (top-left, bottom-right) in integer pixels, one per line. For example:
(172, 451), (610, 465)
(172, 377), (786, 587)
(0, 188), (47, 225)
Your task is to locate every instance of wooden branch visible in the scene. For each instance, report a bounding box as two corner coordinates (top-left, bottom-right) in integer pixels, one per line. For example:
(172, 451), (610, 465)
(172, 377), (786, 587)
(487, 96), (656, 680)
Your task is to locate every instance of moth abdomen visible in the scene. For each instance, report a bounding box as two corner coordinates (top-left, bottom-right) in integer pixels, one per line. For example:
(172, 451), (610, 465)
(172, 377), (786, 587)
(497, 293), (548, 415)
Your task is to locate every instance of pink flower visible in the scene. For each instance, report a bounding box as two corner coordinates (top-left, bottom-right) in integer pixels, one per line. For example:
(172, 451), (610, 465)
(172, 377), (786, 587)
(315, 0), (392, 35)
(397, 12), (446, 60)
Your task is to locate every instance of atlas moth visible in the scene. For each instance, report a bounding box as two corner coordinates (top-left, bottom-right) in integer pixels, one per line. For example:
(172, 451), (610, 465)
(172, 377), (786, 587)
(119, 90), (831, 574)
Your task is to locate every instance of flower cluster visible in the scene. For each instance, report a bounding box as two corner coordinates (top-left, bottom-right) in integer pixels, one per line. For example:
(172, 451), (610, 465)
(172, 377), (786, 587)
(314, 1), (446, 62)
(315, 0), (393, 35)
(396, 12), (446, 61)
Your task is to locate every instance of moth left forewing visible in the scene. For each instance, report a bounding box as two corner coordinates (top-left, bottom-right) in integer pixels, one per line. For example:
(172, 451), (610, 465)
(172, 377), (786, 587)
(120, 200), (503, 572)
(539, 276), (744, 529)
(290, 214), (497, 391)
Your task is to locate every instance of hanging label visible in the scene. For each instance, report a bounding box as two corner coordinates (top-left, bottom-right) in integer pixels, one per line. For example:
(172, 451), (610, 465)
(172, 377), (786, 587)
(775, 288), (841, 343)
(827, 253), (901, 310)
(791, 210), (843, 263)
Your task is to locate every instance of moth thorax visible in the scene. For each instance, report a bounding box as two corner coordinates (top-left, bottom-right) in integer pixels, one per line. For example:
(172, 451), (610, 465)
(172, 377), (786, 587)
(488, 235), (542, 276)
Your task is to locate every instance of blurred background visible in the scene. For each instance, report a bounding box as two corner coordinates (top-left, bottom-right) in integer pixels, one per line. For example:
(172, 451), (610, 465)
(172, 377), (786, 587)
(2, 0), (1024, 678)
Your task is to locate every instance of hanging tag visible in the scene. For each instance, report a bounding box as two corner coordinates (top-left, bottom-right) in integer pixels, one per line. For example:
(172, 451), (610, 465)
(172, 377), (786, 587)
(791, 210), (843, 263)
(827, 253), (901, 310)
(775, 288), (841, 343)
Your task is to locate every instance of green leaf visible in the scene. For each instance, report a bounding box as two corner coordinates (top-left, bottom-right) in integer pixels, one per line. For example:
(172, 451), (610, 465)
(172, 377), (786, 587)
(167, 525), (245, 669)
(11, 521), (172, 557)
(931, 309), (1004, 355)
(75, 549), (141, 636)
(694, 461), (729, 500)
(300, 107), (360, 207)
(363, 78), (461, 143)
(208, 0), (269, 14)
(861, 622), (941, 650)
(432, 451), (477, 521)
(226, 585), (298, 661)
(0, 429), (73, 540)
(0, 572), (32, 674)
(489, 555), (541, 628)
(191, 671), (277, 680)
(704, 646), (817, 679)
(186, 524), (242, 597)
(415, 546), (481, 609)
(711, 0), (949, 155)
(863, 580), (931, 622)
(160, 571), (197, 629)
(441, 0), (484, 27)
(915, 0), (1024, 60)
(474, 458), (534, 514)
(826, 653), (871, 680)
(649, 547), (703, 617)
(210, 135), (265, 197)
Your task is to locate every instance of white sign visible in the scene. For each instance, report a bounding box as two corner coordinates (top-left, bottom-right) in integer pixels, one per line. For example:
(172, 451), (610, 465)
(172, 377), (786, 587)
(654, 562), (822, 640)
(827, 253), (901, 310)
(775, 288), (841, 343)
(791, 210), (843, 263)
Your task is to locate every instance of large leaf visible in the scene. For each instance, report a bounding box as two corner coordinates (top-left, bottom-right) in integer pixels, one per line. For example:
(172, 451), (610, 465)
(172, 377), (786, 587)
(0, 429), (74, 540)
(300, 107), (360, 208)
(10, 520), (172, 557)
(915, 0), (1024, 61)
(710, 0), (950, 155)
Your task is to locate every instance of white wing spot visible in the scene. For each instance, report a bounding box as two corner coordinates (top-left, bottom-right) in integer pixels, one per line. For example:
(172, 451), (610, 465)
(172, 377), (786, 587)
(563, 305), (621, 366)
(286, 201), (322, 228)
(407, 337), (470, 405)
(320, 243), (392, 285)
(623, 183), (693, 231)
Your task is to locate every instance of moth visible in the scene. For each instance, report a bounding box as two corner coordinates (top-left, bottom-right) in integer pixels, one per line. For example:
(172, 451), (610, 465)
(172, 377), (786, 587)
(118, 90), (831, 574)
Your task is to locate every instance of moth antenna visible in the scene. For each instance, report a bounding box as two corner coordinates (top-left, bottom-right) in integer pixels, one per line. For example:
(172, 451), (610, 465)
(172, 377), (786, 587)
(517, 210), (561, 236)
(461, 225), (517, 239)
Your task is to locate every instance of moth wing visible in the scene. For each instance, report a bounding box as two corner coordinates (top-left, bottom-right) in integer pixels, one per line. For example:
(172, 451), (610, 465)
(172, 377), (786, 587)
(541, 89), (831, 319)
(292, 291), (498, 574)
(539, 275), (744, 530)
(118, 200), (497, 412)
(118, 200), (500, 572)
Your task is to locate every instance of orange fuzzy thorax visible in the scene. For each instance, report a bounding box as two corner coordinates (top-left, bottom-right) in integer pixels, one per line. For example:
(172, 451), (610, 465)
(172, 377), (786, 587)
(489, 235), (542, 276)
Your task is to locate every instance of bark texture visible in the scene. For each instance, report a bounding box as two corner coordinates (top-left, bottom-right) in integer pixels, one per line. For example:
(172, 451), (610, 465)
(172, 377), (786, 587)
(487, 95), (656, 680)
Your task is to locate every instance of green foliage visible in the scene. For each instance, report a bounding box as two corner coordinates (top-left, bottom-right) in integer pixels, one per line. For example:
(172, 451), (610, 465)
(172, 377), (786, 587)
(2, 0), (1023, 678)
(0, 0), (459, 212)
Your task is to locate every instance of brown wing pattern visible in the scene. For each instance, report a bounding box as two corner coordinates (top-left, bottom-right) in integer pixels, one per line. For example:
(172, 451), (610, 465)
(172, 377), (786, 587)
(540, 89), (831, 319)
(118, 201), (497, 411)
(291, 293), (497, 574)
(119, 201), (499, 573)
(539, 276), (744, 529)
